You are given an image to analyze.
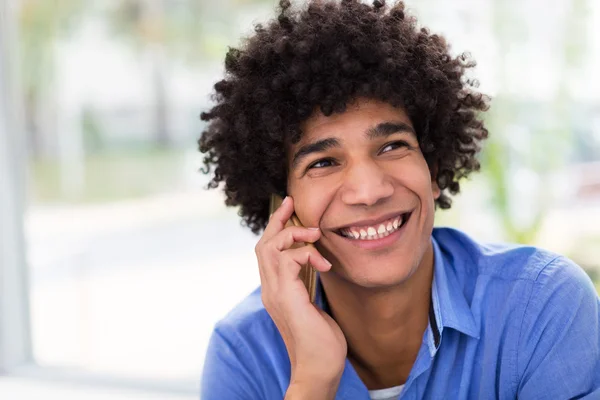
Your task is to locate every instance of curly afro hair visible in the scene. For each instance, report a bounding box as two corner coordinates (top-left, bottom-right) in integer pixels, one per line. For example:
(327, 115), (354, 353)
(199, 0), (490, 234)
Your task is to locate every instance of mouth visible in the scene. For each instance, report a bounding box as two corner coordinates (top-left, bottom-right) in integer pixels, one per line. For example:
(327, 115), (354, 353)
(334, 211), (412, 241)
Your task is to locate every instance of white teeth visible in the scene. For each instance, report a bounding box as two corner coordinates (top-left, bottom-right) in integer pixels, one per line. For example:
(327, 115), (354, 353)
(340, 213), (409, 241)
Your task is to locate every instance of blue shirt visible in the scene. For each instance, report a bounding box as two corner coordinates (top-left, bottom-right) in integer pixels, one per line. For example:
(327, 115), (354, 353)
(201, 228), (600, 399)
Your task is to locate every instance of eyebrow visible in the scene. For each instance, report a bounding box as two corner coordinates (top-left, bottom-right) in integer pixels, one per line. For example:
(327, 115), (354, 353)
(291, 137), (340, 169)
(366, 121), (416, 140)
(291, 121), (416, 169)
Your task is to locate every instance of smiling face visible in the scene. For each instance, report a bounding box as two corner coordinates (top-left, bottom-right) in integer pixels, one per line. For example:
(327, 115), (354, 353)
(287, 98), (440, 289)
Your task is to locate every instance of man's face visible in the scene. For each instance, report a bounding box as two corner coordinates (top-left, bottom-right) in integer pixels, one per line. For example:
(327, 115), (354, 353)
(287, 98), (440, 288)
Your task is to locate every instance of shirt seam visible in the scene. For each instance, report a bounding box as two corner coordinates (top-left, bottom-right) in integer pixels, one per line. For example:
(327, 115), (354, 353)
(514, 255), (562, 393)
(479, 251), (561, 283)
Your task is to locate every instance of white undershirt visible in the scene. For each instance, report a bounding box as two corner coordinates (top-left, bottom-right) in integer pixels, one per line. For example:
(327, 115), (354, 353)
(368, 384), (405, 400)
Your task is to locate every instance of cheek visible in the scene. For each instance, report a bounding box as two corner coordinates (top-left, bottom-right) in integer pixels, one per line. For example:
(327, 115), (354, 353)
(392, 159), (435, 198)
(288, 182), (332, 227)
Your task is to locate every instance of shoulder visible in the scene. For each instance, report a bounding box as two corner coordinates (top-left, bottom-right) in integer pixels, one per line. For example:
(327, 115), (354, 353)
(432, 227), (598, 328)
(521, 254), (598, 327)
(201, 287), (289, 399)
(433, 224), (599, 324)
(432, 226), (578, 283)
(433, 228), (600, 393)
(515, 254), (600, 396)
(212, 286), (282, 348)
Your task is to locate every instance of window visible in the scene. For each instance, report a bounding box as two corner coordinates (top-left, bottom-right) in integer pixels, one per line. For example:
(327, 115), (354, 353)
(1, 0), (599, 398)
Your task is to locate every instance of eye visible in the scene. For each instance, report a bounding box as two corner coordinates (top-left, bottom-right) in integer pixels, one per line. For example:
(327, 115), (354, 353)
(380, 140), (410, 154)
(308, 158), (336, 170)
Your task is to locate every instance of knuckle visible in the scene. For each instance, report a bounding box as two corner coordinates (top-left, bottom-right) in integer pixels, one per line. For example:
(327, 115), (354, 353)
(285, 229), (295, 243)
(261, 237), (275, 251)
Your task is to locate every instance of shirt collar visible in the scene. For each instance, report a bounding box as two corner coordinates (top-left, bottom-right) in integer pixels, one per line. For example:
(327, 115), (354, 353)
(430, 235), (480, 340)
(314, 235), (480, 340)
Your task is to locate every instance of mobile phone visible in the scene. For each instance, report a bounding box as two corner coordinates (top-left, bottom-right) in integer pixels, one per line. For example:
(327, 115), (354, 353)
(269, 194), (318, 304)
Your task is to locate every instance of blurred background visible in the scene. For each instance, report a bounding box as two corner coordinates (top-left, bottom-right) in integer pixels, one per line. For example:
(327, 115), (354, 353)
(0, 0), (598, 398)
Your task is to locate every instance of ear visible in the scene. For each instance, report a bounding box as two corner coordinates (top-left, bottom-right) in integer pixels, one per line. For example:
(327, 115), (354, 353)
(430, 164), (441, 200)
(432, 179), (441, 200)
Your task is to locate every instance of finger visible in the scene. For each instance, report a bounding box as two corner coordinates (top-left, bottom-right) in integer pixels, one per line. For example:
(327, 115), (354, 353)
(279, 246), (332, 281)
(271, 226), (322, 252)
(257, 226), (320, 281)
(263, 196), (295, 240)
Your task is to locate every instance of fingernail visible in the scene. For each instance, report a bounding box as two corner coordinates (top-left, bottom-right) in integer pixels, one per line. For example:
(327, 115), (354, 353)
(282, 196), (289, 205)
(308, 227), (319, 230)
(323, 257), (332, 266)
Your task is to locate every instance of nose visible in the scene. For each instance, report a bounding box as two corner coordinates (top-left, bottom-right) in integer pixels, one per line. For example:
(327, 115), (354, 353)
(339, 160), (394, 207)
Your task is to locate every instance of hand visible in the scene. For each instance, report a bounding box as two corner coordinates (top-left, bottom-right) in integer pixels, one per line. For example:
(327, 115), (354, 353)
(255, 196), (347, 390)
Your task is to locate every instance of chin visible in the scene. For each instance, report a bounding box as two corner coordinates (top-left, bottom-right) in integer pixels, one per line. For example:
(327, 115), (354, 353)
(335, 258), (419, 289)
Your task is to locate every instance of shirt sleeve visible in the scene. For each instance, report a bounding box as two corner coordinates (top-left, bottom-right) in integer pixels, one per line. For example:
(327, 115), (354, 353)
(517, 256), (600, 399)
(200, 326), (263, 400)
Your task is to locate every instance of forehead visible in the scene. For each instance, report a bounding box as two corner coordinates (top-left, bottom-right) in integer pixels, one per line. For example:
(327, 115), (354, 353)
(298, 98), (412, 143)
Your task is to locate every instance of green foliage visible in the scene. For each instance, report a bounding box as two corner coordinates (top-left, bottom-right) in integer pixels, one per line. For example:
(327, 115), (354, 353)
(18, 0), (86, 94)
(81, 105), (104, 154)
(483, 0), (589, 244)
(30, 147), (184, 203)
(104, 0), (240, 64)
(18, 0), (88, 159)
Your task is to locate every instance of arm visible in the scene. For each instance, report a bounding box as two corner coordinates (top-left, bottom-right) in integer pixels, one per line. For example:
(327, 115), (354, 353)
(203, 197), (346, 400)
(517, 257), (600, 399)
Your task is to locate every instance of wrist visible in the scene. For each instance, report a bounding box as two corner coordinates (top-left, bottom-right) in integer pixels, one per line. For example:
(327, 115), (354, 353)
(285, 377), (341, 400)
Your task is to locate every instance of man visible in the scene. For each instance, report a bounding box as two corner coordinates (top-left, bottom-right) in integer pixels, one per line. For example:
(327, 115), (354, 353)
(198, 1), (600, 398)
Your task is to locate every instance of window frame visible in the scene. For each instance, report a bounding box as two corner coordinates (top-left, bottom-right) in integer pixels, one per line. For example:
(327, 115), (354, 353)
(0, 0), (32, 374)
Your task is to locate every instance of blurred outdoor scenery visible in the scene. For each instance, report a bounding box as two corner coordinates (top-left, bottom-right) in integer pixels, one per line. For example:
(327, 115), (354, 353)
(1, 0), (599, 398)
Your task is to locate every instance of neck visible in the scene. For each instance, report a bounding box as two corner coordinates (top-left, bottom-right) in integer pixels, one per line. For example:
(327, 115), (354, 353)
(319, 243), (435, 390)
